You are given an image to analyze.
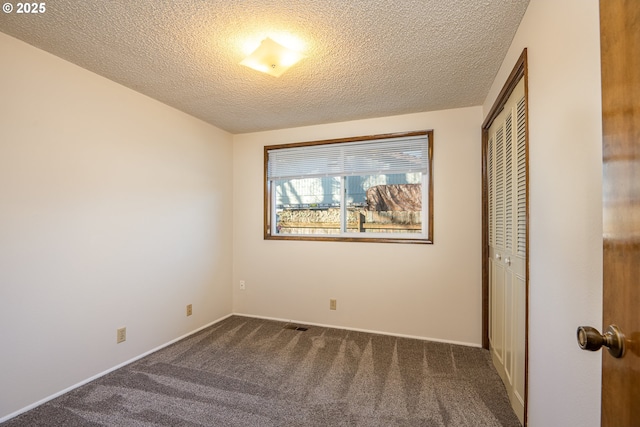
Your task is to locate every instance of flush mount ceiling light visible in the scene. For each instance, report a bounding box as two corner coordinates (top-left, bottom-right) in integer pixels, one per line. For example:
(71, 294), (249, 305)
(239, 37), (305, 77)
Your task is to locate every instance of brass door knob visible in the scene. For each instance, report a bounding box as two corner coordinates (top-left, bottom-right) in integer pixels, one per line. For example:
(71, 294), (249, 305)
(577, 325), (626, 358)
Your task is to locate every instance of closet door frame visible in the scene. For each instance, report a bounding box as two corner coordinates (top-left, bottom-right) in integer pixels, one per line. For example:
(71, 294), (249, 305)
(482, 48), (529, 424)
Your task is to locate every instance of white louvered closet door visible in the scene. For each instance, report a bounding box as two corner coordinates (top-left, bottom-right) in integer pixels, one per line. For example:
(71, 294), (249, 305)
(488, 78), (526, 425)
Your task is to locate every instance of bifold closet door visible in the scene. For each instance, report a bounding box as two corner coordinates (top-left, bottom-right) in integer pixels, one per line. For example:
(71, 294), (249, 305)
(488, 77), (526, 424)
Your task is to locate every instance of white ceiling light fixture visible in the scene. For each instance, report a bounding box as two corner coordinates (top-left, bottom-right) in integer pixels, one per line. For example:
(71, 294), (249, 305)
(239, 37), (305, 77)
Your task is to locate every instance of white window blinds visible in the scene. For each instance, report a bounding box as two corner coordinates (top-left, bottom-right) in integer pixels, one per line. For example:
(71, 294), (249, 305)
(267, 134), (429, 180)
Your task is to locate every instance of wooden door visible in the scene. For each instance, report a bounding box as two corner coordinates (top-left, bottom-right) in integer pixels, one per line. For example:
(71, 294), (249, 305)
(600, 1), (640, 425)
(487, 77), (526, 425)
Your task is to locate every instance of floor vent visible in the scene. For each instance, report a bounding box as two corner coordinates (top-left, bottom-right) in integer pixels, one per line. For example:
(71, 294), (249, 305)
(283, 323), (308, 331)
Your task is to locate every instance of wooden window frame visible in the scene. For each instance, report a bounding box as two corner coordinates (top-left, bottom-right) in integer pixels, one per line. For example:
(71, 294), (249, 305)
(264, 131), (434, 244)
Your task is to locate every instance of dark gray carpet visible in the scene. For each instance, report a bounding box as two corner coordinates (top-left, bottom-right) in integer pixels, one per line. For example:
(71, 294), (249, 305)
(2, 316), (522, 426)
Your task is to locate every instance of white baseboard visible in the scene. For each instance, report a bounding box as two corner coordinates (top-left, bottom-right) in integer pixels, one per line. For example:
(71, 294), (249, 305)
(0, 313), (234, 424)
(233, 312), (482, 348)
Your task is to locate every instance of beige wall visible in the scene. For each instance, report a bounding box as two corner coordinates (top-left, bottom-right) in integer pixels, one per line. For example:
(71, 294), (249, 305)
(0, 33), (234, 420)
(483, 0), (603, 425)
(233, 106), (484, 345)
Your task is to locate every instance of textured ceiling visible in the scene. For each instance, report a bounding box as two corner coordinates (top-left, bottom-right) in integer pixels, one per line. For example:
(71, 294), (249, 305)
(0, 0), (529, 134)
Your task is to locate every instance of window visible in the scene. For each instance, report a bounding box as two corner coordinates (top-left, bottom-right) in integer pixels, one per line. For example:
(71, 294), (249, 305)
(264, 131), (433, 243)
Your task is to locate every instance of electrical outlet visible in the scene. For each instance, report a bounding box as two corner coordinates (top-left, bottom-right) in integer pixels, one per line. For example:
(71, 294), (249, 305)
(330, 299), (337, 310)
(117, 327), (126, 344)
(240, 280), (246, 290)
(186, 304), (193, 316)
